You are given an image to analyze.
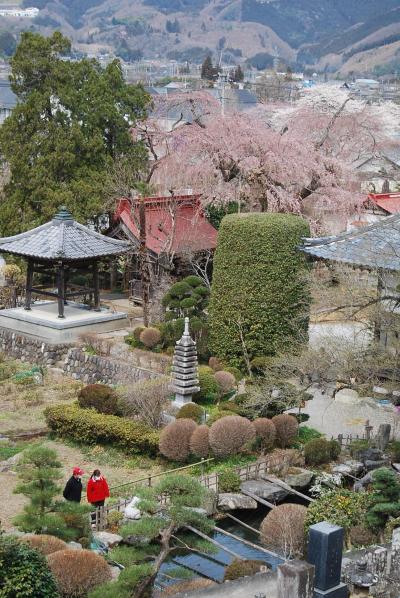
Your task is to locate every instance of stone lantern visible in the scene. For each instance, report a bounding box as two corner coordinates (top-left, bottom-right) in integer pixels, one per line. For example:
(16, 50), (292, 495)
(170, 317), (200, 407)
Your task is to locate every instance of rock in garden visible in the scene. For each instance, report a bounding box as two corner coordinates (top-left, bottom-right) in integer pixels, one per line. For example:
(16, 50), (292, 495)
(67, 541), (83, 550)
(241, 480), (289, 503)
(0, 452), (23, 472)
(373, 386), (389, 395)
(364, 459), (390, 471)
(335, 388), (360, 404)
(356, 448), (383, 462)
(110, 566), (121, 581)
(218, 493), (257, 511)
(284, 468), (314, 488)
(93, 531), (123, 548)
(332, 461), (363, 477)
(125, 496), (141, 520)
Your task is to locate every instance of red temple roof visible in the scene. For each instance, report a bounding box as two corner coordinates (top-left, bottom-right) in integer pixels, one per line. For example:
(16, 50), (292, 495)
(367, 192), (400, 214)
(114, 195), (218, 256)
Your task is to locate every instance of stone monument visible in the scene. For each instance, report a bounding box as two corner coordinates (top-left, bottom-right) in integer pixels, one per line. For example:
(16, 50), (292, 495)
(308, 521), (349, 597)
(170, 317), (200, 407)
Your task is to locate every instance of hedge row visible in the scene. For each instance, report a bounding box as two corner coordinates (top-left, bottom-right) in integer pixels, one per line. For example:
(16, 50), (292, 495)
(44, 405), (159, 455)
(209, 213), (310, 368)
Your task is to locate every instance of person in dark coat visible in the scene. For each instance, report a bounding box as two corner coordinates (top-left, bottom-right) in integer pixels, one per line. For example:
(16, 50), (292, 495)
(63, 467), (84, 503)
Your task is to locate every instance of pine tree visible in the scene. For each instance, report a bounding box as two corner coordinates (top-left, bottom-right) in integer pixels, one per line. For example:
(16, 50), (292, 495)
(114, 474), (215, 597)
(366, 467), (400, 531)
(234, 65), (244, 82)
(0, 31), (149, 235)
(13, 445), (69, 537)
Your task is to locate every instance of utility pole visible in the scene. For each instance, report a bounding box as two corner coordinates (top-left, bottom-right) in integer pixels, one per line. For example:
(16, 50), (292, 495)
(218, 72), (227, 116)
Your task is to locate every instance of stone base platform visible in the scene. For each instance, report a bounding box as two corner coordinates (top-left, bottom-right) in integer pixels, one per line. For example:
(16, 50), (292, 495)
(0, 301), (128, 343)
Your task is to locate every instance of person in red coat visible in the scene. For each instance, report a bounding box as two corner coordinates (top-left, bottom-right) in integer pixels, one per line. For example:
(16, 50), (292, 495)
(86, 469), (110, 508)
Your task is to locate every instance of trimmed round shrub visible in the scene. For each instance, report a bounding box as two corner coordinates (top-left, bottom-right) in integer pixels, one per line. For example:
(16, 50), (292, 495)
(271, 414), (299, 448)
(209, 415), (256, 458)
(224, 559), (267, 581)
(194, 366), (219, 402)
(21, 534), (67, 556)
(140, 327), (162, 349)
(190, 425), (210, 458)
(159, 418), (197, 461)
(176, 402), (204, 424)
(0, 535), (58, 598)
(218, 470), (241, 493)
(47, 548), (111, 597)
(209, 356), (223, 371)
(253, 418), (276, 450)
(209, 213), (310, 368)
(260, 503), (307, 558)
(133, 326), (145, 342)
(78, 384), (121, 416)
(304, 438), (341, 466)
(214, 370), (236, 394)
(349, 525), (376, 548)
(225, 366), (243, 381)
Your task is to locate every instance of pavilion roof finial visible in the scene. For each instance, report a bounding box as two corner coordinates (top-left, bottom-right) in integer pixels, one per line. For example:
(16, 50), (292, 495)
(53, 206), (73, 221)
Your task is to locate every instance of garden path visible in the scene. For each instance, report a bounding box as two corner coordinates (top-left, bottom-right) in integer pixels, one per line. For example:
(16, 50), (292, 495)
(0, 439), (163, 531)
(295, 386), (400, 439)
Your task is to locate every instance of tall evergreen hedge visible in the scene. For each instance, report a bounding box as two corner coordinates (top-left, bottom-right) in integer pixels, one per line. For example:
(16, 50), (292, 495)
(209, 213), (310, 369)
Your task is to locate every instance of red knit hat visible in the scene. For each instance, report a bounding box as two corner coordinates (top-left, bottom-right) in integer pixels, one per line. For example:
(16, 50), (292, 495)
(73, 467), (84, 476)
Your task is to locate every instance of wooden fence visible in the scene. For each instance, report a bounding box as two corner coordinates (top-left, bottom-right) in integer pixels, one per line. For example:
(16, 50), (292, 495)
(91, 450), (302, 531)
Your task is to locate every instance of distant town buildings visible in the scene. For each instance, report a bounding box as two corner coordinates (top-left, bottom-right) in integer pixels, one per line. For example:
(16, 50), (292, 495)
(0, 6), (39, 17)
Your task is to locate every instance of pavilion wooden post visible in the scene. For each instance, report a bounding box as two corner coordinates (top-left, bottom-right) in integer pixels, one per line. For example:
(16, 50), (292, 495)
(25, 259), (33, 311)
(93, 261), (100, 311)
(57, 263), (65, 319)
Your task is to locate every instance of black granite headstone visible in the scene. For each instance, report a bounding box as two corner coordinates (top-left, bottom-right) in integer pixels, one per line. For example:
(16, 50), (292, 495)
(308, 521), (349, 598)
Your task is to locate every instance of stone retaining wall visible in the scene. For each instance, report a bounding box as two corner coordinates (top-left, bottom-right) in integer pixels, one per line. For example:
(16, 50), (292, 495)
(0, 329), (70, 366)
(63, 348), (163, 385)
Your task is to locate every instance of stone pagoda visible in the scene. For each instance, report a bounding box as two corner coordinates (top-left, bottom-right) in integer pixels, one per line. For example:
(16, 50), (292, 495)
(170, 317), (200, 407)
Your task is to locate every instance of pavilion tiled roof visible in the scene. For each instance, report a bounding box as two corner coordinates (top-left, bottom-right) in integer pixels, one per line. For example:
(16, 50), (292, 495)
(0, 207), (130, 261)
(300, 213), (400, 271)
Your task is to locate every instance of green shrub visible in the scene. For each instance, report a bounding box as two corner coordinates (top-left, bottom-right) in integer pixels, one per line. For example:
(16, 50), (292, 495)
(176, 403), (204, 424)
(296, 426), (322, 445)
(78, 384), (121, 416)
(209, 213), (310, 369)
(88, 564), (153, 598)
(218, 470), (241, 492)
(224, 559), (266, 581)
(0, 534), (59, 597)
(366, 467), (400, 530)
(390, 441), (400, 462)
(44, 405), (159, 455)
(304, 438), (341, 466)
(194, 366), (219, 402)
(305, 490), (369, 543)
(162, 276), (209, 320)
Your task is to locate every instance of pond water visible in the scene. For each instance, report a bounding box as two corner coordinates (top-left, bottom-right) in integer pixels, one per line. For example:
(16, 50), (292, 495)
(156, 505), (284, 590)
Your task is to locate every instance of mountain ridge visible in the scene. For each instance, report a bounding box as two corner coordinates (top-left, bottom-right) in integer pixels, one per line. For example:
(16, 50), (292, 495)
(11, 0), (400, 74)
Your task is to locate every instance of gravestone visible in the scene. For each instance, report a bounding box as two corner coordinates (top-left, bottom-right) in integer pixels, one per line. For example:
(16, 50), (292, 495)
(376, 424), (391, 451)
(278, 560), (315, 598)
(308, 521), (349, 597)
